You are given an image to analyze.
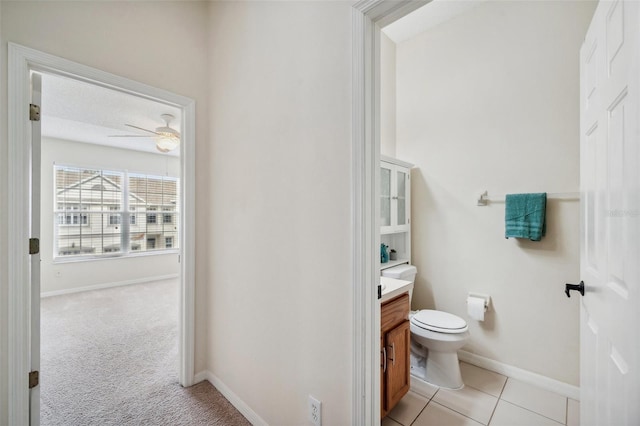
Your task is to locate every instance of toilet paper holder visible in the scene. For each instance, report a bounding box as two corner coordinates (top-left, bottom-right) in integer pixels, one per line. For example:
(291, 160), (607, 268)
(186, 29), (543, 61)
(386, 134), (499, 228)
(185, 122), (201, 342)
(467, 293), (490, 311)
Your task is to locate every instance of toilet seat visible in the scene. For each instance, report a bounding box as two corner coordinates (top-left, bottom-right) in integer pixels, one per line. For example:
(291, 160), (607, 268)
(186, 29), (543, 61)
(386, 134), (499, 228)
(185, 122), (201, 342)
(411, 310), (468, 334)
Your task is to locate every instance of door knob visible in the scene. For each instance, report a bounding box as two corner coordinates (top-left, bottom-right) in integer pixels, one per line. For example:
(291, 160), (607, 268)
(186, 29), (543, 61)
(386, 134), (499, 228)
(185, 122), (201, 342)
(565, 281), (585, 298)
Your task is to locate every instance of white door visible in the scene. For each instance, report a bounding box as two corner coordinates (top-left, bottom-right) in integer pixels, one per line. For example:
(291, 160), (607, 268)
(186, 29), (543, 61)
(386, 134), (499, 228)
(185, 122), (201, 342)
(580, 1), (640, 424)
(30, 72), (42, 425)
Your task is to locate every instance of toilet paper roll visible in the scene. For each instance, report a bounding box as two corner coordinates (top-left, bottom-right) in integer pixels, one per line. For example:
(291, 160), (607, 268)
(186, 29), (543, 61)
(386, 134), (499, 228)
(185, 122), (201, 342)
(467, 296), (486, 321)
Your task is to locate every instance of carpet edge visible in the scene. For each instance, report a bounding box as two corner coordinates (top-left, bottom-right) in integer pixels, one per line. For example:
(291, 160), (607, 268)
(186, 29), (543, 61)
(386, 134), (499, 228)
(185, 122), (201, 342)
(194, 370), (268, 426)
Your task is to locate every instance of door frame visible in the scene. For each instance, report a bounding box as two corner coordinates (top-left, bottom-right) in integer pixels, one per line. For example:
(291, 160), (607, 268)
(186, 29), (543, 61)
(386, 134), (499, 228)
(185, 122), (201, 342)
(7, 43), (196, 425)
(351, 1), (428, 424)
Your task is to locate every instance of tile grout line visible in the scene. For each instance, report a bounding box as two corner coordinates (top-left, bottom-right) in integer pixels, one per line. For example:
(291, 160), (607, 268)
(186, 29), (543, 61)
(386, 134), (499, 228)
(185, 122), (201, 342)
(405, 367), (566, 426)
(389, 389), (438, 426)
(407, 395), (431, 426)
(497, 399), (566, 425)
(431, 384), (499, 425)
(497, 376), (567, 425)
(498, 377), (509, 399)
(486, 376), (509, 425)
(429, 400), (489, 426)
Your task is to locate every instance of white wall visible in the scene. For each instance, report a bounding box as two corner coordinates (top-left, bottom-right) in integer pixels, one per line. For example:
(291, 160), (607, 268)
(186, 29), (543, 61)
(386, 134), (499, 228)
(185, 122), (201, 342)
(1, 1), (355, 425)
(207, 2), (352, 424)
(0, 1), (211, 421)
(396, 0), (596, 385)
(381, 32), (396, 157)
(40, 137), (180, 295)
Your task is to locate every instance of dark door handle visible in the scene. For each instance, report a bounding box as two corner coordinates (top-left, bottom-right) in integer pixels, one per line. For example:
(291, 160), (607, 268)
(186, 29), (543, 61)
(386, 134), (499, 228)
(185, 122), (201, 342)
(565, 281), (585, 298)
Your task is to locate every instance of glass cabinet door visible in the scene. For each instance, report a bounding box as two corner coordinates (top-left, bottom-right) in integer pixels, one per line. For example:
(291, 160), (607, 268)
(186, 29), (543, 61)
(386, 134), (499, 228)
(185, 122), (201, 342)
(381, 165), (392, 228)
(396, 170), (407, 226)
(381, 161), (411, 233)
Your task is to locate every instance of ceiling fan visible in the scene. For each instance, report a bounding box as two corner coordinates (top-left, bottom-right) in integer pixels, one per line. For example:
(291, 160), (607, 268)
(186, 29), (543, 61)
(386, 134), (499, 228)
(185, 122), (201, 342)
(109, 113), (180, 153)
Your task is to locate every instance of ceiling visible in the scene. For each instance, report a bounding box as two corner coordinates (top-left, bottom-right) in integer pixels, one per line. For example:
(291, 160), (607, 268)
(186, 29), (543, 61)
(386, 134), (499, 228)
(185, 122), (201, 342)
(39, 1), (478, 155)
(382, 0), (485, 43)
(41, 73), (181, 157)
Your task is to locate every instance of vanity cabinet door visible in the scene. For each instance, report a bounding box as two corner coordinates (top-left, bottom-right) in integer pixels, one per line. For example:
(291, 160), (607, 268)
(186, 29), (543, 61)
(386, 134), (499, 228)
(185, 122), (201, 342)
(381, 293), (410, 417)
(385, 320), (411, 410)
(381, 336), (387, 419)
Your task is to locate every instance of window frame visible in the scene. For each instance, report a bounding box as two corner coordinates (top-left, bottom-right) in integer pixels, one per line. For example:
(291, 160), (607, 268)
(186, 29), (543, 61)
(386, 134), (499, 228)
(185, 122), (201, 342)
(53, 165), (180, 262)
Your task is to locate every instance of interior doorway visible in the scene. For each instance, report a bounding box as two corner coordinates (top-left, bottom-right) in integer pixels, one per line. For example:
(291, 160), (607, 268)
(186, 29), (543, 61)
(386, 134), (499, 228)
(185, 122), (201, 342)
(351, 2), (428, 424)
(38, 71), (183, 423)
(7, 43), (196, 425)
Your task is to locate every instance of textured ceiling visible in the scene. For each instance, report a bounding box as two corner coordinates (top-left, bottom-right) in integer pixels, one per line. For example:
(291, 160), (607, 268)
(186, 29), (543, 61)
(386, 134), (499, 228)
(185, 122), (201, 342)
(41, 73), (181, 157)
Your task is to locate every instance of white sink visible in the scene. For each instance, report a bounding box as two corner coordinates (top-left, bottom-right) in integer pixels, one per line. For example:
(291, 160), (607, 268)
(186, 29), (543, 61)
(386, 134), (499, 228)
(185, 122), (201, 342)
(380, 276), (413, 303)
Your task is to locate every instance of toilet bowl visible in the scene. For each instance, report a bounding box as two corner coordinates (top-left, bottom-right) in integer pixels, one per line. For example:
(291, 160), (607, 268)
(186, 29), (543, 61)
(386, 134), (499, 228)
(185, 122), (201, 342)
(410, 310), (469, 389)
(381, 264), (470, 390)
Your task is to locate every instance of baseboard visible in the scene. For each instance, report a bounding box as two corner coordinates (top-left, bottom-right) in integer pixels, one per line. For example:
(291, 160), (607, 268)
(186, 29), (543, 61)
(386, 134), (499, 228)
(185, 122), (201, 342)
(458, 350), (580, 401)
(40, 274), (179, 298)
(194, 370), (268, 426)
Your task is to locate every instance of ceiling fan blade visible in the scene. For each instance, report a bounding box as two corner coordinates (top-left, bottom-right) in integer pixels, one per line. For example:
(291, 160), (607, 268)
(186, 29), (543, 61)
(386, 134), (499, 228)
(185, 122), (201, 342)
(125, 124), (160, 135)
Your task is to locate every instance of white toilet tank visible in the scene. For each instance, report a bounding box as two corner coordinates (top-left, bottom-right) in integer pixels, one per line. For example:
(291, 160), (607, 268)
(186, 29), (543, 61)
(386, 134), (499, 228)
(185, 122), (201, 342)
(381, 264), (417, 283)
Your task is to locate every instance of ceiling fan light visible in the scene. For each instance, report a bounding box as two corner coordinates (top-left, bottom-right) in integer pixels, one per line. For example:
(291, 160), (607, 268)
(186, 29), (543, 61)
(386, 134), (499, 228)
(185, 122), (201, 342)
(156, 126), (179, 138)
(156, 133), (180, 152)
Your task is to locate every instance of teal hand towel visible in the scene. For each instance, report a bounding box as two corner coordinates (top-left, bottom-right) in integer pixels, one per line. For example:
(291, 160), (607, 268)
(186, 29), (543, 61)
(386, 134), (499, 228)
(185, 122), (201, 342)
(505, 193), (547, 241)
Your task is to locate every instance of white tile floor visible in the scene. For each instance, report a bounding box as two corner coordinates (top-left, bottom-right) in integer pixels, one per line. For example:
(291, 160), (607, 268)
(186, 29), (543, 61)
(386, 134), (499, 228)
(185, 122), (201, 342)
(382, 362), (580, 426)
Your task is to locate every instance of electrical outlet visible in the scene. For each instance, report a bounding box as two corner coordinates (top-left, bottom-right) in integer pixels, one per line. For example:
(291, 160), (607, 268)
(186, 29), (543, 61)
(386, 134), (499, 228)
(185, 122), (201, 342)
(308, 395), (322, 426)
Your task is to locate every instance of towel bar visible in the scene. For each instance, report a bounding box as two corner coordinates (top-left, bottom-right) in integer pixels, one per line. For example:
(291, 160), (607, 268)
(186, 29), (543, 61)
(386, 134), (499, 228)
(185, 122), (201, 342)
(477, 190), (580, 206)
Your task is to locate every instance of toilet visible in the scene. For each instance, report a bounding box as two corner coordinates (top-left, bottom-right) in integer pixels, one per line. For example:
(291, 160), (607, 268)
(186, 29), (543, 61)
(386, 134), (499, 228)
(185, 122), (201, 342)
(381, 264), (470, 389)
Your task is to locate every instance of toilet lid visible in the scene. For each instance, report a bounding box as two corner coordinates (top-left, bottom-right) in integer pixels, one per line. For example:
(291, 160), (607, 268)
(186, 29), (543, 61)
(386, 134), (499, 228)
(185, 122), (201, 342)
(411, 310), (468, 334)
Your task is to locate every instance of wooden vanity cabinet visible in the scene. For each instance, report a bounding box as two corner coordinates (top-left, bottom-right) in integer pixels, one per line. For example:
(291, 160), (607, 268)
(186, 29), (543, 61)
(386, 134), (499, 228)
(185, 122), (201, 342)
(381, 293), (410, 418)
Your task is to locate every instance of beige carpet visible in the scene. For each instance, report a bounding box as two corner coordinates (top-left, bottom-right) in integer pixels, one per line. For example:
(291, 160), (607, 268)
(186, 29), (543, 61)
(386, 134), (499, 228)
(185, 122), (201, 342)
(41, 279), (250, 426)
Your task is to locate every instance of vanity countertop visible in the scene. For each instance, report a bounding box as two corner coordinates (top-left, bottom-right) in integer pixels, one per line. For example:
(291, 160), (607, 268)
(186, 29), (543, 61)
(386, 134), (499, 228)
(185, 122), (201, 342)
(380, 276), (413, 303)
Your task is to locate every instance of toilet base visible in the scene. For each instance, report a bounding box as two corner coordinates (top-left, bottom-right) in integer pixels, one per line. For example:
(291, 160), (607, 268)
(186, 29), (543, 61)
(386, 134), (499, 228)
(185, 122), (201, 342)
(425, 350), (464, 389)
(411, 349), (464, 389)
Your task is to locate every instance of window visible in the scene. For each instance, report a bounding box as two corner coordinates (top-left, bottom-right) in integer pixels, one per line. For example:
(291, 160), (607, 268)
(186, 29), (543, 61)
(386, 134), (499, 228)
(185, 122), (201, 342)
(57, 205), (89, 226)
(55, 166), (179, 259)
(108, 206), (121, 226)
(147, 237), (156, 250)
(147, 207), (158, 224)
